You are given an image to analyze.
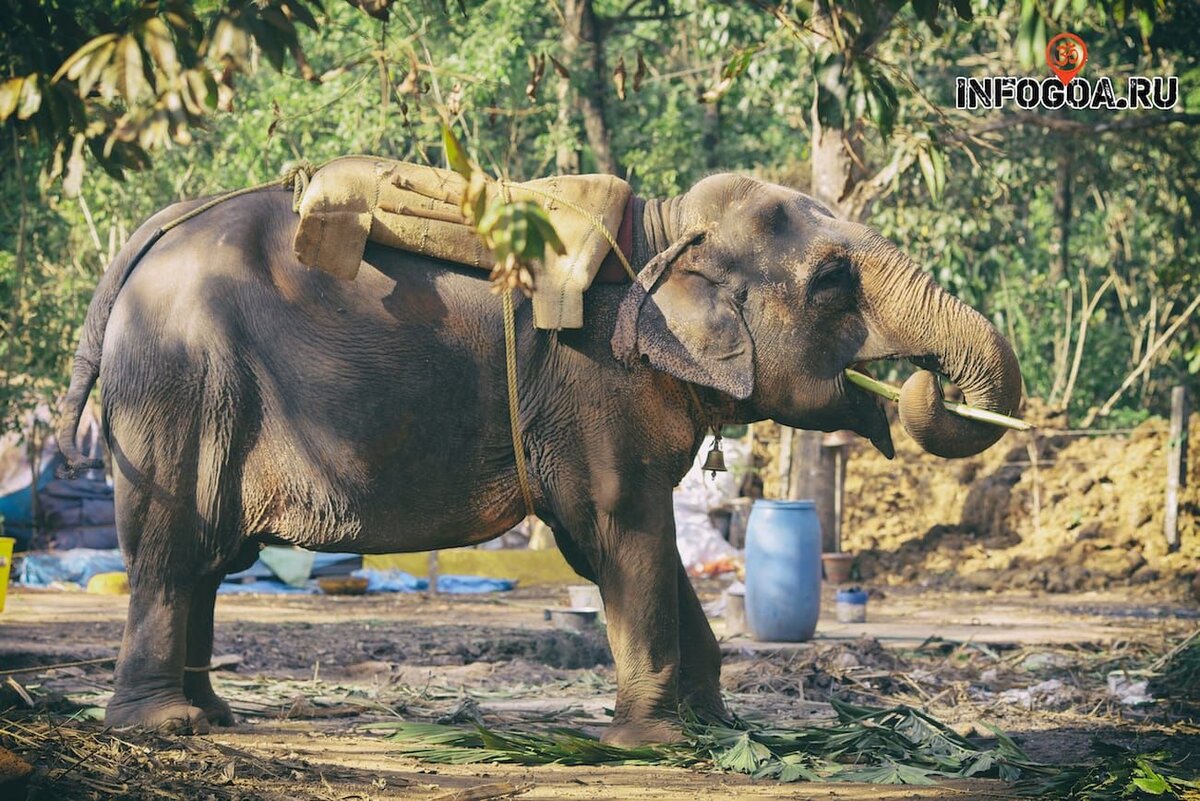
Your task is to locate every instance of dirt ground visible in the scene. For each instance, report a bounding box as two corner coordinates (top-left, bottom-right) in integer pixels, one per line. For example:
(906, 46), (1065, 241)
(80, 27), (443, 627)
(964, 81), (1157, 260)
(2, 583), (1199, 799)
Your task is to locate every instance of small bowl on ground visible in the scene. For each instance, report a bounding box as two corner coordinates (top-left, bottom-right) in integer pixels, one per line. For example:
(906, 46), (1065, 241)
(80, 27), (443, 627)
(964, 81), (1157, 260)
(318, 576), (370, 595)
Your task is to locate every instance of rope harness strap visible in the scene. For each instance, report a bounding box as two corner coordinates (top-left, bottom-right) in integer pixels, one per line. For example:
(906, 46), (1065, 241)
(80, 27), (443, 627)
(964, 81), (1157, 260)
(501, 290), (536, 518)
(499, 180), (638, 283)
(493, 179), (647, 520)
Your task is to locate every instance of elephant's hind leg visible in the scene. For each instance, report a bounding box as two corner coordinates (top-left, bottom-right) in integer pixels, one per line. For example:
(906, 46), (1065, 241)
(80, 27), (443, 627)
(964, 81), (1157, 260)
(104, 459), (209, 733)
(106, 571), (210, 733)
(182, 574), (234, 726)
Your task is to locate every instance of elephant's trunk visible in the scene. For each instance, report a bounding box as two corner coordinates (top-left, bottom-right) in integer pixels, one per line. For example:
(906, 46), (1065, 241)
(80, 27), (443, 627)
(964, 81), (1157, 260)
(865, 244), (1023, 459)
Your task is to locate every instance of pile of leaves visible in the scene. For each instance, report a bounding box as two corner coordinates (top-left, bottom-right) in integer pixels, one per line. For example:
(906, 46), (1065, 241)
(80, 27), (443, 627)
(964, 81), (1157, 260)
(1027, 742), (1200, 801)
(376, 699), (1046, 785)
(378, 696), (1200, 796)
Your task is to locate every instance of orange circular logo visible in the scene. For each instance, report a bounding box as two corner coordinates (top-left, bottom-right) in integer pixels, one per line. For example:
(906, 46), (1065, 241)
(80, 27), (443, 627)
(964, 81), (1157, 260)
(1046, 33), (1088, 85)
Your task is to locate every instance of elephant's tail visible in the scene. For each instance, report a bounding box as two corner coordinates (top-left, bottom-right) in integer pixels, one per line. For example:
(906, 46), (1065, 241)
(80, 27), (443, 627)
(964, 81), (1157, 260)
(57, 182), (292, 477)
(56, 213), (176, 477)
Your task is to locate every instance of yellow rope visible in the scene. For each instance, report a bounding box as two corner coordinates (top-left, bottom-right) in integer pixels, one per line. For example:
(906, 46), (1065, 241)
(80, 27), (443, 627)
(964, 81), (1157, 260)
(497, 178), (536, 520)
(160, 162), (315, 235)
(499, 180), (638, 282)
(502, 290), (536, 518)
(489, 178), (642, 523)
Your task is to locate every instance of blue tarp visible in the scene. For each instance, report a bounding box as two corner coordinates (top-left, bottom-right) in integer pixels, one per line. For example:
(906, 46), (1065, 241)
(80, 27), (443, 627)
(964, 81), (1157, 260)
(218, 570), (517, 594)
(218, 579), (315, 594)
(356, 568), (428, 592)
(434, 574), (518, 594)
(224, 550), (362, 585)
(0, 456), (58, 551)
(350, 569), (517, 593)
(19, 549), (126, 587)
(15, 549), (516, 594)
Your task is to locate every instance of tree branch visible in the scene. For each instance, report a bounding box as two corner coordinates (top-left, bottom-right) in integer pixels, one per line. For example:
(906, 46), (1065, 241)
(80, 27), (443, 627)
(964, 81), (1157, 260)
(841, 142), (918, 220)
(1081, 290), (1200, 428)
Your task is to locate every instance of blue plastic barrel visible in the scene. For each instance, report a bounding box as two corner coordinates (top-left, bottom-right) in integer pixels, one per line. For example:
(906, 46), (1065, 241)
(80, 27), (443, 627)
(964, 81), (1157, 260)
(744, 499), (822, 642)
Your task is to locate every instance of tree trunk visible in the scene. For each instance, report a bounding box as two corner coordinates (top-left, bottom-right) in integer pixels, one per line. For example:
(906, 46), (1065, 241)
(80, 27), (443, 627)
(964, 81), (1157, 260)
(782, 0), (895, 549)
(555, 68), (580, 174)
(810, 112), (867, 218)
(559, 0), (620, 176)
(702, 101), (721, 170)
(785, 431), (841, 553)
(808, 0), (895, 221)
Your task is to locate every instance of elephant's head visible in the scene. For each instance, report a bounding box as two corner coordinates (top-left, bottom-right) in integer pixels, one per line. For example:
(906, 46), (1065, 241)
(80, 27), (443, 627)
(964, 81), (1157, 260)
(613, 174), (1022, 459)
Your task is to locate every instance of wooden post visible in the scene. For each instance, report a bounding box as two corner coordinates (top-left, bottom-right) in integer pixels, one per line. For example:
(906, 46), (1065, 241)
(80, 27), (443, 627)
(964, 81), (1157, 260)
(1165, 386), (1190, 552)
(778, 426), (794, 499)
(786, 430), (838, 553)
(427, 550), (440, 595)
(832, 445), (846, 553)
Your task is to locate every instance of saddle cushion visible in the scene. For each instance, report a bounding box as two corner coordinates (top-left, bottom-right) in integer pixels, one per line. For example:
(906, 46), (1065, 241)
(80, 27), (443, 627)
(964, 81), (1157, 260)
(293, 156), (631, 329)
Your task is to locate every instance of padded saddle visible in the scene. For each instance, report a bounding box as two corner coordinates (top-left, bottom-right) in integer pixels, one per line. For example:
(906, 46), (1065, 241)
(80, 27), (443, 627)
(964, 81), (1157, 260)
(292, 156), (632, 330)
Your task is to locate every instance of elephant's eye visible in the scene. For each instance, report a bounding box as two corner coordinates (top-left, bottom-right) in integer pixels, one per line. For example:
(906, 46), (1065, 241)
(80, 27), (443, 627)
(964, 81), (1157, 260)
(807, 259), (855, 300)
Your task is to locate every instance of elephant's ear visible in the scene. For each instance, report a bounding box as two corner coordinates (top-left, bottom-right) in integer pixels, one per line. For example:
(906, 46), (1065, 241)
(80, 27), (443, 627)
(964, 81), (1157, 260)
(612, 230), (754, 400)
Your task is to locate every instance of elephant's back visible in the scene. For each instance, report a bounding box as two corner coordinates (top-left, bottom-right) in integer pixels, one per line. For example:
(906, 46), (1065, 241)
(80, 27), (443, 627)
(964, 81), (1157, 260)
(103, 188), (294, 345)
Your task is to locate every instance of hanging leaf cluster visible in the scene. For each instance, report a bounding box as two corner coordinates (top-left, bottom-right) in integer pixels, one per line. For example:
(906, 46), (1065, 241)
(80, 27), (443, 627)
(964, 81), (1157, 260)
(442, 124), (565, 296)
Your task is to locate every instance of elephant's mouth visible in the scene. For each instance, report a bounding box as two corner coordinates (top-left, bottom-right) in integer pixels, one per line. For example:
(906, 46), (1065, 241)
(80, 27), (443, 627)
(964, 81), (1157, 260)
(840, 364), (895, 460)
(841, 354), (972, 461)
(839, 352), (957, 461)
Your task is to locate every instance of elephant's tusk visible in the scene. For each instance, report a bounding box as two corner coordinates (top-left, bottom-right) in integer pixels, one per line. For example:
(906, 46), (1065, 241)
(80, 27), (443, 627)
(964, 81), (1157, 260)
(844, 369), (1033, 432)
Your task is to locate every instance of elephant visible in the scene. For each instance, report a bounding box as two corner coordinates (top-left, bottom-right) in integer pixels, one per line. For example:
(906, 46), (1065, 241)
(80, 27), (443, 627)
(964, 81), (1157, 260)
(57, 172), (1021, 746)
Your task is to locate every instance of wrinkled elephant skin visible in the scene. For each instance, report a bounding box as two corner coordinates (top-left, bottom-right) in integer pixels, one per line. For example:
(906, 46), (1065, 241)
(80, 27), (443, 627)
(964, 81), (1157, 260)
(58, 174), (1021, 743)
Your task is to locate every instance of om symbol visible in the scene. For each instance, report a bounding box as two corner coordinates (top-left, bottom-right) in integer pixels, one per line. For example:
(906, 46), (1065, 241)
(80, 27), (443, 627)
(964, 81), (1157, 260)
(1045, 33), (1088, 83)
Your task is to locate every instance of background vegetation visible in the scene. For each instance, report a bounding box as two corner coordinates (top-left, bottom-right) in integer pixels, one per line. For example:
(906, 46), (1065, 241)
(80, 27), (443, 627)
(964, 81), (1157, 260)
(1, 0), (1197, 445)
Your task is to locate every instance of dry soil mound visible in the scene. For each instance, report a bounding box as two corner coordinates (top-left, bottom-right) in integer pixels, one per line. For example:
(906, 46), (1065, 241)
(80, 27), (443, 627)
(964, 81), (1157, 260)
(834, 413), (1199, 598)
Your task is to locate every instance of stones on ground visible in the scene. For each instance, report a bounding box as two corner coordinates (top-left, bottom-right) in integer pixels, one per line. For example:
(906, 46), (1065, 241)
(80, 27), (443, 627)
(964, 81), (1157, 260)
(1019, 651), (1073, 672)
(998, 678), (1080, 709)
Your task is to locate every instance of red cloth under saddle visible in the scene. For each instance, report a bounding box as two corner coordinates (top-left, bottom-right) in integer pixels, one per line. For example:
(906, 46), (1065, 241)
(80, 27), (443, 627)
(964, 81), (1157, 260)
(593, 199), (636, 284)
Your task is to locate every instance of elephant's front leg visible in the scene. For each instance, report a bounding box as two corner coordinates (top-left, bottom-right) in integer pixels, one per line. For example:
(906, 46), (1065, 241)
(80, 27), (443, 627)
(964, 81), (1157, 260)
(676, 561), (728, 722)
(592, 496), (687, 747)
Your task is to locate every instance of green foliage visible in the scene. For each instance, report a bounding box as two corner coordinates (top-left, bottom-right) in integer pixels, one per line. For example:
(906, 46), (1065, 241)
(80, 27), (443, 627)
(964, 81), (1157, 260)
(443, 122), (565, 295)
(0, 0), (331, 190)
(375, 699), (1048, 784)
(1027, 742), (1200, 800)
(868, 0), (1199, 422)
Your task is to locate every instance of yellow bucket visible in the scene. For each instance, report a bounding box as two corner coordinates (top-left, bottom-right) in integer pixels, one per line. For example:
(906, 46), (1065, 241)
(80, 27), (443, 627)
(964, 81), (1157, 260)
(0, 537), (14, 614)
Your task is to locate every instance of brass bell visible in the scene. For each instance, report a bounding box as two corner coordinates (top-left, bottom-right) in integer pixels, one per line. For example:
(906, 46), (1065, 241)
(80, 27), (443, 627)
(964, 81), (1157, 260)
(702, 437), (727, 477)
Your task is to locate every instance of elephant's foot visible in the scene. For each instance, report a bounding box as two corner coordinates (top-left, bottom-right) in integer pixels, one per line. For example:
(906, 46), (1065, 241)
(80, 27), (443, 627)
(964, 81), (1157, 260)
(681, 691), (731, 725)
(183, 672), (235, 727)
(186, 689), (235, 727)
(106, 690), (211, 735)
(601, 718), (687, 748)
